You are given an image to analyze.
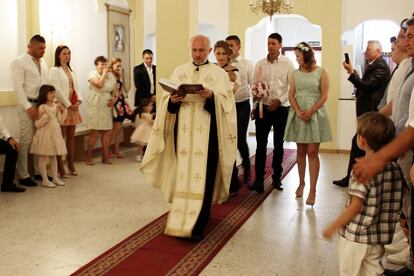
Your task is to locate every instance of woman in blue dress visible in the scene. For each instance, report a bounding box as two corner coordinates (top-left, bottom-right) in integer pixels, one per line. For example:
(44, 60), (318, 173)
(284, 42), (332, 206)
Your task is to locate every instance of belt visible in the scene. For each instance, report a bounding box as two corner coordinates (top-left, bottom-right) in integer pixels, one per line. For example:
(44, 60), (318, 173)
(27, 98), (38, 103)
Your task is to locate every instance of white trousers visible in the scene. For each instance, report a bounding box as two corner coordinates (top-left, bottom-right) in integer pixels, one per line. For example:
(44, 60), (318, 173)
(398, 152), (413, 269)
(338, 236), (384, 276)
(17, 106), (38, 179)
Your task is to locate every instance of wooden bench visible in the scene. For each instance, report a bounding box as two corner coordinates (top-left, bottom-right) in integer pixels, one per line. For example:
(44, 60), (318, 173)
(73, 121), (135, 161)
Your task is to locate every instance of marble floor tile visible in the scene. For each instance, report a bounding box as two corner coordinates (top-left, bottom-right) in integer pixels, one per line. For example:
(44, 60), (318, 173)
(0, 140), (350, 275)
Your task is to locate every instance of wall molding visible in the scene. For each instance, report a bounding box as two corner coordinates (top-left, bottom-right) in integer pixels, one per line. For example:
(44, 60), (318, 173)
(0, 91), (18, 106)
(320, 148), (350, 154)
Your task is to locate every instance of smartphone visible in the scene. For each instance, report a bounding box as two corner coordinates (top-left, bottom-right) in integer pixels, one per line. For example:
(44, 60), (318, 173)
(344, 53), (350, 64)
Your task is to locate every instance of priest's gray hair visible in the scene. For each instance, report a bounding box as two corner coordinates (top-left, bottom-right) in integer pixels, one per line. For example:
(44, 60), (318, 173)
(367, 40), (382, 53)
(190, 35), (211, 48)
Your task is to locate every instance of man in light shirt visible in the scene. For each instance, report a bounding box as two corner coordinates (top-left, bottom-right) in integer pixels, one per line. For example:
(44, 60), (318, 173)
(10, 34), (49, 187)
(226, 35), (254, 184)
(248, 33), (294, 193)
(0, 115), (25, 192)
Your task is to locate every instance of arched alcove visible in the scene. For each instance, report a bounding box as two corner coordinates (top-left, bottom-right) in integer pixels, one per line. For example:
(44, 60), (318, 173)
(244, 15), (322, 135)
(144, 33), (157, 63)
(245, 15), (322, 67)
(336, 19), (399, 150)
(341, 20), (400, 79)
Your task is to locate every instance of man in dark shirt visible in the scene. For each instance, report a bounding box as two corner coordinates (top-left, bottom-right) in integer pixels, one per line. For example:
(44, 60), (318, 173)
(133, 49), (156, 107)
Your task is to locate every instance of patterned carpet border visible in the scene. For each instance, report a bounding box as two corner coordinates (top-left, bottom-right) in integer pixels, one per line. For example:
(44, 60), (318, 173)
(73, 215), (168, 275)
(71, 149), (296, 276)
(166, 149), (296, 276)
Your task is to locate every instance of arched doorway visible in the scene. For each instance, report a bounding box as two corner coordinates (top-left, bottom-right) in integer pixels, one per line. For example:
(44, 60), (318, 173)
(245, 15), (322, 66)
(244, 15), (322, 134)
(337, 20), (400, 150)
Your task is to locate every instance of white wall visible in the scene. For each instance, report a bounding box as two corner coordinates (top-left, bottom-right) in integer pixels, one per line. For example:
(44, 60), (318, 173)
(144, 0), (156, 37)
(0, 0), (20, 91)
(199, 23), (227, 62)
(142, 0), (230, 65)
(143, 33), (157, 64)
(0, 0), (25, 138)
(342, 0), (413, 33)
(39, 0), (107, 129)
(140, 0), (156, 64)
(199, 0), (229, 35)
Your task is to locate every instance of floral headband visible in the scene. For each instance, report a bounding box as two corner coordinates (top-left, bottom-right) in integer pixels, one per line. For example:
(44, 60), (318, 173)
(296, 43), (310, 52)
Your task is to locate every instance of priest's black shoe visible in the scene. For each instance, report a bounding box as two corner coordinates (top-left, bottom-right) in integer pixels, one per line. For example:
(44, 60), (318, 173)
(190, 233), (204, 242)
(230, 178), (240, 195)
(272, 180), (284, 191)
(384, 266), (414, 276)
(34, 174), (53, 181)
(243, 167), (251, 183)
(1, 183), (26, 192)
(18, 177), (37, 187)
(332, 176), (349, 187)
(247, 181), (264, 193)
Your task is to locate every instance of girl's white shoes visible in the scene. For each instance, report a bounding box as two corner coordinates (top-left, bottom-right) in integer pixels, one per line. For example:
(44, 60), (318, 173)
(53, 178), (65, 186)
(42, 181), (56, 188)
(42, 178), (65, 188)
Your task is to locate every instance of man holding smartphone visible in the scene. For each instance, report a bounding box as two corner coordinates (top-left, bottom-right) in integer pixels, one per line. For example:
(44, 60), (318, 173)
(333, 40), (390, 187)
(344, 53), (350, 65)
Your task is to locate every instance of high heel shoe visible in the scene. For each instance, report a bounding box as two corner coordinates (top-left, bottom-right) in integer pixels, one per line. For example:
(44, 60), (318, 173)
(114, 152), (123, 159)
(112, 148), (123, 159)
(85, 152), (94, 166)
(295, 184), (305, 198)
(58, 168), (69, 178)
(101, 158), (112, 165)
(68, 164), (78, 176)
(85, 158), (94, 166)
(306, 192), (316, 206)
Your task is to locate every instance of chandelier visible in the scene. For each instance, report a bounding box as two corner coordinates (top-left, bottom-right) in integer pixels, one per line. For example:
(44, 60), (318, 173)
(250, 0), (293, 21)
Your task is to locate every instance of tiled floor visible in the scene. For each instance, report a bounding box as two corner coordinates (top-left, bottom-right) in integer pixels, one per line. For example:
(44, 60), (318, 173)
(0, 138), (350, 276)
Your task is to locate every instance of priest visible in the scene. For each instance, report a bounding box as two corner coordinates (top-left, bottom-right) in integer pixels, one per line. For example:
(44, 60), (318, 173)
(141, 35), (237, 241)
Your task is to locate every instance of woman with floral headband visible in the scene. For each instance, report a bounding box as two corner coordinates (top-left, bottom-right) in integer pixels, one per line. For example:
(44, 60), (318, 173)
(284, 42), (332, 206)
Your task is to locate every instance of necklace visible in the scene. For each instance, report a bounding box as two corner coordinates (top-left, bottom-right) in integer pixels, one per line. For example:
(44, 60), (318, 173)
(220, 63), (229, 69)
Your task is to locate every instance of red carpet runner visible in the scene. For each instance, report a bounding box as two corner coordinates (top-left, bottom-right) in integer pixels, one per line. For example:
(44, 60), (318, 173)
(72, 149), (296, 276)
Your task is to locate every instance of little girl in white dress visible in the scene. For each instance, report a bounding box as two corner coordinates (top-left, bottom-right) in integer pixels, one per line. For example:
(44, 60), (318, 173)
(30, 85), (68, 188)
(130, 99), (154, 162)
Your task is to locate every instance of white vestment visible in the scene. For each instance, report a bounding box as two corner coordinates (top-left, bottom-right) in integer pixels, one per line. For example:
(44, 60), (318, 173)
(141, 62), (237, 237)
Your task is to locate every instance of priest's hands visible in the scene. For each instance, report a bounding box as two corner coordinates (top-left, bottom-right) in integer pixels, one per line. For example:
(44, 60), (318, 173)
(170, 94), (183, 103)
(169, 88), (213, 103)
(197, 89), (213, 99)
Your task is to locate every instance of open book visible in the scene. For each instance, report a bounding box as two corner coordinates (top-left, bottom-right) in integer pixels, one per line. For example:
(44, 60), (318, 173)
(159, 78), (204, 98)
